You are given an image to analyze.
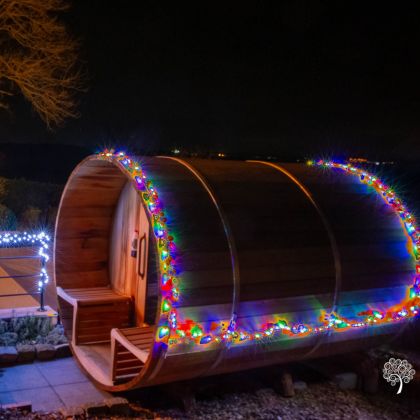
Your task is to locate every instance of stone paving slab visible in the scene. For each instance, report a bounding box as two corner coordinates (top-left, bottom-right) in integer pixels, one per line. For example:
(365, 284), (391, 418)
(36, 357), (88, 386)
(0, 386), (63, 412)
(0, 357), (112, 412)
(54, 381), (110, 408)
(0, 363), (49, 392)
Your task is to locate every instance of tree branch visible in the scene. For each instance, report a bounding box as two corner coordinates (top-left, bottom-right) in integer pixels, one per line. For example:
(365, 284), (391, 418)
(0, 0), (85, 127)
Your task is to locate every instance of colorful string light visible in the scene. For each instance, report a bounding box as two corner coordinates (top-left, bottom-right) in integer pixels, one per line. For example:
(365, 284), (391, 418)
(97, 150), (420, 348)
(98, 150), (179, 345)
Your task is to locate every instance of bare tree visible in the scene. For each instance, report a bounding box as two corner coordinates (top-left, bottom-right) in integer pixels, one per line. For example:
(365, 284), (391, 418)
(0, 0), (84, 127)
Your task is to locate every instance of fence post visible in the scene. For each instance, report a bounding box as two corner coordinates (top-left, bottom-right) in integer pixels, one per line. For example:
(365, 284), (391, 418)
(38, 255), (47, 312)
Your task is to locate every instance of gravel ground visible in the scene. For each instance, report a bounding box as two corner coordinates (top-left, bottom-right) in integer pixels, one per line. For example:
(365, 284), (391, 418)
(1, 381), (419, 420)
(154, 382), (420, 420)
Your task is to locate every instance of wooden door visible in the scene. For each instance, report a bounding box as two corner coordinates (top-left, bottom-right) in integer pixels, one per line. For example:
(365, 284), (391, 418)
(110, 182), (140, 296)
(134, 204), (149, 325)
(109, 182), (149, 326)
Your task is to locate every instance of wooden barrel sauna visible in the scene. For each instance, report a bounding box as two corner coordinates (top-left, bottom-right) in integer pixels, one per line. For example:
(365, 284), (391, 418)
(54, 152), (419, 391)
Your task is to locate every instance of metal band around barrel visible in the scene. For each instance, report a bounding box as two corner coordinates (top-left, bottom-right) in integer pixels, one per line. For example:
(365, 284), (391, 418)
(248, 160), (342, 356)
(157, 157), (241, 372)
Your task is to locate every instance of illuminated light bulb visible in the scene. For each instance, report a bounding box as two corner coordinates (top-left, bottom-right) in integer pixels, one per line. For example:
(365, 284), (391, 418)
(161, 299), (171, 312)
(172, 287), (180, 300)
(373, 311), (383, 319)
(169, 311), (177, 329)
(292, 324), (308, 334)
(200, 335), (212, 344)
(398, 309), (408, 317)
(158, 326), (170, 339)
(190, 325), (203, 338)
(335, 320), (348, 328)
(176, 329), (186, 338)
(239, 332), (248, 341)
(405, 223), (416, 234)
(231, 331), (239, 340)
(161, 276), (172, 293)
(275, 320), (288, 330)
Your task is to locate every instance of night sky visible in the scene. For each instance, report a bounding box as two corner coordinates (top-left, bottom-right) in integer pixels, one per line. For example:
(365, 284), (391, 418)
(1, 1), (420, 162)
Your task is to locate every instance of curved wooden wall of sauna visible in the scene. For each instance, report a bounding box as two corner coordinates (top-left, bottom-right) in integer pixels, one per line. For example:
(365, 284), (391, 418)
(54, 156), (414, 391)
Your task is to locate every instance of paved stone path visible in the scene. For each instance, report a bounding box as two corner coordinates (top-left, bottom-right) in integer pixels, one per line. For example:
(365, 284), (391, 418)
(0, 357), (111, 412)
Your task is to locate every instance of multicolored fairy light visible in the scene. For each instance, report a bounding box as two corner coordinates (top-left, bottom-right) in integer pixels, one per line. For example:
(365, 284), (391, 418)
(98, 150), (181, 345)
(97, 150), (420, 348)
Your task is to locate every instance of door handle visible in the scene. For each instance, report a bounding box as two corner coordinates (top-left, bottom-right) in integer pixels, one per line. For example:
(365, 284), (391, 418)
(137, 233), (147, 278)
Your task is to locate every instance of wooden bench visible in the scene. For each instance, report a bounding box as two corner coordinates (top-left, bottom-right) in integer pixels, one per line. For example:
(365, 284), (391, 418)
(111, 325), (154, 383)
(57, 286), (132, 345)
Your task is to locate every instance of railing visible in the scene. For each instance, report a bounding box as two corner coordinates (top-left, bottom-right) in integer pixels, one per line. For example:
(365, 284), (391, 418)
(0, 231), (50, 311)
